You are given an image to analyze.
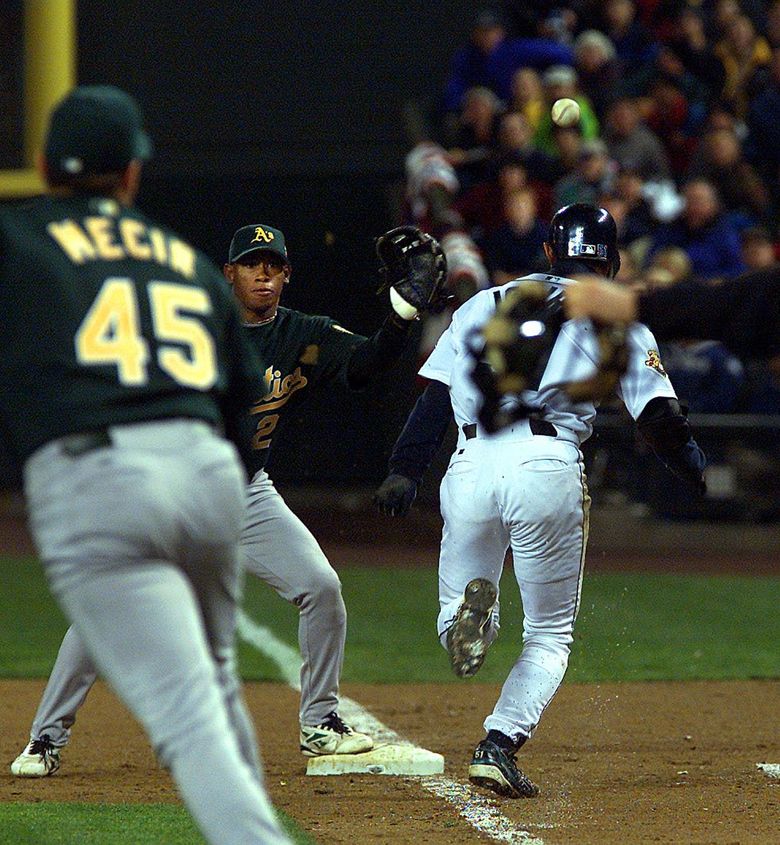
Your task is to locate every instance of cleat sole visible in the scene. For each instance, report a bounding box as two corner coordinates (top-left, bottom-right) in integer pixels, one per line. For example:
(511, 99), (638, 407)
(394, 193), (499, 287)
(447, 578), (498, 678)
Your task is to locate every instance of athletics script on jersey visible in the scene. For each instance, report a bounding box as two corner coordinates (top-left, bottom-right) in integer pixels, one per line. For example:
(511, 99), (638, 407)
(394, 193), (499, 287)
(250, 365), (309, 449)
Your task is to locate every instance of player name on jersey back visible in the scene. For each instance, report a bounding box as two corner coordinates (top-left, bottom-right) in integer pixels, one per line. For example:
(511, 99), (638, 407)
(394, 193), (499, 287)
(47, 215), (196, 279)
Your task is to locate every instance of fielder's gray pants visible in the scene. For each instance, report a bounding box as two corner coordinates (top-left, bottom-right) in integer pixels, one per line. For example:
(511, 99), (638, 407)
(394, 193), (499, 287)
(241, 469), (346, 726)
(24, 420), (289, 845)
(29, 467), (347, 742)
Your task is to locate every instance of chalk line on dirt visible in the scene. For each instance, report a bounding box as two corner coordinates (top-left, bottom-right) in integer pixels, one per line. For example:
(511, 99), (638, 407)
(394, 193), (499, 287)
(237, 610), (545, 845)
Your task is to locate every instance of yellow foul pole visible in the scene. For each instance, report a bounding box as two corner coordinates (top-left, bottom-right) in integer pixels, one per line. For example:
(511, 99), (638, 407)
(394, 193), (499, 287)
(0, 0), (76, 196)
(24, 0), (77, 166)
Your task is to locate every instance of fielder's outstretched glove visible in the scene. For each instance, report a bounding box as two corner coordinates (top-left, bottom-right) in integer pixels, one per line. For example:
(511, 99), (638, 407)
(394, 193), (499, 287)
(376, 226), (450, 315)
(373, 473), (418, 516)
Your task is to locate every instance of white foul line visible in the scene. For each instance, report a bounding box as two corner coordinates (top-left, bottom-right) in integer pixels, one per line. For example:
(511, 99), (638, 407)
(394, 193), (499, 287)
(238, 611), (302, 689)
(237, 610), (545, 845)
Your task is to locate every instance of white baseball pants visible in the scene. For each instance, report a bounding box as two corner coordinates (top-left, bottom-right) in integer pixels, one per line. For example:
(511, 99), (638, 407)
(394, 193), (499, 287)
(437, 433), (589, 743)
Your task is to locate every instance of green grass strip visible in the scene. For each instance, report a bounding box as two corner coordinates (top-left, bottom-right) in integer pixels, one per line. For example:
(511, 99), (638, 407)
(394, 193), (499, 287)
(0, 803), (316, 844)
(241, 567), (780, 684)
(0, 556), (69, 677)
(1, 555), (777, 684)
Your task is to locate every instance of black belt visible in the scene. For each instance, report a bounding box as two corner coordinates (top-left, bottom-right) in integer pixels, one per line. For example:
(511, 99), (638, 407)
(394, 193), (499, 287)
(463, 419), (556, 440)
(60, 429), (112, 457)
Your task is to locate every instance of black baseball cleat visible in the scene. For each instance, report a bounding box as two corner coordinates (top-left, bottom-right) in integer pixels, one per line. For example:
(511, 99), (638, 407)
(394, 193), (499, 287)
(446, 578), (498, 678)
(468, 739), (540, 798)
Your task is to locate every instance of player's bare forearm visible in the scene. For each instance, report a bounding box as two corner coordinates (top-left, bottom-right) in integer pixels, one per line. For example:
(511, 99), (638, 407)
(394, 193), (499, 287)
(565, 277), (638, 324)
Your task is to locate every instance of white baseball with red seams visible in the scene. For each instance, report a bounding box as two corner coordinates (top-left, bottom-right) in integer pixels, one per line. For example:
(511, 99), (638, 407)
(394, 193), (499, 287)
(551, 98), (581, 127)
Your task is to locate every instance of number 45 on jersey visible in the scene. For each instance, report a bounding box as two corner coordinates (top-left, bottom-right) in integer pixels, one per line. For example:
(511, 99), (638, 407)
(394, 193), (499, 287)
(75, 277), (217, 389)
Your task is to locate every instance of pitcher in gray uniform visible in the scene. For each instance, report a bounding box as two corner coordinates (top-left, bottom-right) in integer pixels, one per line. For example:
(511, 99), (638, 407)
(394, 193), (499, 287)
(11, 220), (443, 772)
(1, 86), (290, 844)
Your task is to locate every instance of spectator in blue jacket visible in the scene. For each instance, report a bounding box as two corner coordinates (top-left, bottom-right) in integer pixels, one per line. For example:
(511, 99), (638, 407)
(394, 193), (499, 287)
(647, 178), (746, 279)
(444, 9), (574, 113)
(601, 0), (657, 76)
(661, 340), (745, 413)
(481, 187), (548, 283)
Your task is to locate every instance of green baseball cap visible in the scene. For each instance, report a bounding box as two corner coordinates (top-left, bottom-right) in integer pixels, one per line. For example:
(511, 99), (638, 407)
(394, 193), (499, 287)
(45, 85), (153, 177)
(228, 224), (290, 265)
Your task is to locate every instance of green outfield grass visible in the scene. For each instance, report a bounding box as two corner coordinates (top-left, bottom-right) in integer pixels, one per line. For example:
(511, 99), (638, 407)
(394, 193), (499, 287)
(0, 804), (315, 844)
(0, 554), (777, 844)
(240, 564), (780, 683)
(3, 554), (777, 683)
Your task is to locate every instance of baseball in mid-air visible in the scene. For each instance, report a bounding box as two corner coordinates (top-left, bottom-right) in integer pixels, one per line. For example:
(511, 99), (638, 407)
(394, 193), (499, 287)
(551, 98), (581, 127)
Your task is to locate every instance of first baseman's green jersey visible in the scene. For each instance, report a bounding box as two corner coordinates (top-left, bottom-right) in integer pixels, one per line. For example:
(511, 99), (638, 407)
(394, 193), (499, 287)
(236, 306), (366, 476)
(0, 194), (264, 463)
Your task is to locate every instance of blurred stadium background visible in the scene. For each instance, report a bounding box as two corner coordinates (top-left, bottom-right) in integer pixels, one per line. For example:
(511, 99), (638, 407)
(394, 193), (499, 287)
(2, 0), (780, 527)
(1, 0), (778, 682)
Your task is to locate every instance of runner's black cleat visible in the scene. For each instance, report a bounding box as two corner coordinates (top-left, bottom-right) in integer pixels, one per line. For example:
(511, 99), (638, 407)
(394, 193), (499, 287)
(468, 739), (540, 798)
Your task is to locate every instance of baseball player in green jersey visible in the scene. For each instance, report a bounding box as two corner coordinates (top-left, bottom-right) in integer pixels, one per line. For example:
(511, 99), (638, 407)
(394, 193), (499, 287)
(11, 221), (447, 768)
(226, 223), (435, 755)
(1, 86), (290, 844)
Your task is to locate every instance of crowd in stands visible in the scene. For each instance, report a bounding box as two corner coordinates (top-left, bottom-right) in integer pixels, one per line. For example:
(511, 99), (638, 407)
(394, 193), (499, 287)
(403, 1), (780, 422)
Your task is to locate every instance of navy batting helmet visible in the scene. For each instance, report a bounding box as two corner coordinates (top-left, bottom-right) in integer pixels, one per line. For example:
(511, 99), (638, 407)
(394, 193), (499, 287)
(547, 203), (620, 277)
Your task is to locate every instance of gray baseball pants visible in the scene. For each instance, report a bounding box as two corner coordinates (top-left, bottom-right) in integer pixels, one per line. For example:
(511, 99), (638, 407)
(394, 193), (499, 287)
(24, 420), (289, 845)
(241, 469), (346, 726)
(26, 469), (346, 749)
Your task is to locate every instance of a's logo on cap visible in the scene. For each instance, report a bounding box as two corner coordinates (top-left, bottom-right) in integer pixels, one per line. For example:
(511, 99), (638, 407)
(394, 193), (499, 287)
(252, 227), (275, 244)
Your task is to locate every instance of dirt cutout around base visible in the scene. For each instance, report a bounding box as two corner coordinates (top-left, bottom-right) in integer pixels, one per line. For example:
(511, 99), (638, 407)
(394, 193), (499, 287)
(1, 678), (778, 844)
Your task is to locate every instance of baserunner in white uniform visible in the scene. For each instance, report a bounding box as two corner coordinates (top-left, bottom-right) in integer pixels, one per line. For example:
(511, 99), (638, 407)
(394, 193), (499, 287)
(375, 204), (706, 798)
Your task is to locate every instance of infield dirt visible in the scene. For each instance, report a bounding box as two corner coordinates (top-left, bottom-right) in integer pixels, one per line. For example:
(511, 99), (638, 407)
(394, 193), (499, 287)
(2, 677), (778, 844)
